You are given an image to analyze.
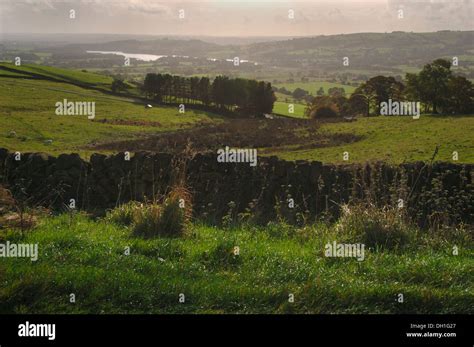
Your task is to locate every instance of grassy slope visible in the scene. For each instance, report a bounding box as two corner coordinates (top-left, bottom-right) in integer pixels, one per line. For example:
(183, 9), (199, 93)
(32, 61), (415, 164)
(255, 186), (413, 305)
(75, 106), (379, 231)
(0, 214), (472, 314)
(272, 80), (355, 119)
(0, 69), (31, 78)
(0, 76), (223, 156)
(266, 115), (474, 164)
(1, 63), (473, 164)
(273, 101), (307, 118)
(0, 62), (114, 90)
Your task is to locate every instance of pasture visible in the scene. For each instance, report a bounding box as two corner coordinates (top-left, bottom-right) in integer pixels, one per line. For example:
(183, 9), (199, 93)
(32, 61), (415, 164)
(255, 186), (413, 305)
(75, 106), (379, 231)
(0, 63), (473, 165)
(0, 213), (471, 314)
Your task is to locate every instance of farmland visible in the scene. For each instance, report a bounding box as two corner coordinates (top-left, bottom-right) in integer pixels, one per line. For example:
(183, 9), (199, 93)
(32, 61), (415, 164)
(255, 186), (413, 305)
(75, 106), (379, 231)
(0, 68), (223, 157)
(1, 63), (473, 163)
(273, 81), (357, 96)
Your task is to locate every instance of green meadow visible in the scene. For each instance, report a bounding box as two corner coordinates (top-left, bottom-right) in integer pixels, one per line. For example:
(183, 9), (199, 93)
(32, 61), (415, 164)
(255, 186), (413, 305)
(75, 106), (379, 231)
(0, 58), (473, 317)
(273, 101), (307, 118)
(0, 63), (473, 165)
(0, 213), (472, 314)
(0, 76), (222, 156)
(274, 81), (357, 95)
(0, 62), (114, 90)
(265, 115), (474, 164)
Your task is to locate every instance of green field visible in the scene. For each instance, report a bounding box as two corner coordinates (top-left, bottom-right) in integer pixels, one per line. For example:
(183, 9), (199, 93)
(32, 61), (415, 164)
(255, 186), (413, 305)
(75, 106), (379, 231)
(0, 47), (473, 317)
(265, 115), (474, 164)
(0, 213), (472, 314)
(273, 101), (307, 118)
(274, 81), (357, 96)
(0, 62), (115, 90)
(1, 63), (473, 164)
(0, 69), (31, 78)
(0, 76), (223, 156)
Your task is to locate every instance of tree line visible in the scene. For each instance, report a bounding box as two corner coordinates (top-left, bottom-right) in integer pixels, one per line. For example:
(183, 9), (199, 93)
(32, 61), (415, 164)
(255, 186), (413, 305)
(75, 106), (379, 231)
(306, 59), (474, 118)
(141, 73), (276, 115)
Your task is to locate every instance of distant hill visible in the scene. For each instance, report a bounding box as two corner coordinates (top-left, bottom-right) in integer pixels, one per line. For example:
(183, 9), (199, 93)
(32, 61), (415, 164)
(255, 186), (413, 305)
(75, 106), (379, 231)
(59, 38), (222, 57)
(2, 31), (473, 79)
(240, 31), (474, 73)
(53, 31), (474, 75)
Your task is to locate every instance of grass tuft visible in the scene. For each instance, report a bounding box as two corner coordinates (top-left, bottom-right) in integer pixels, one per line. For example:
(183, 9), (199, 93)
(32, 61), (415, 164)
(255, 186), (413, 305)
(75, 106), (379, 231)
(335, 203), (412, 250)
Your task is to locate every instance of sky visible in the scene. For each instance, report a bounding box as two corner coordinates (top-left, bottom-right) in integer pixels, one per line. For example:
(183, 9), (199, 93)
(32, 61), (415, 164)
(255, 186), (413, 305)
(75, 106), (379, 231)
(0, 0), (473, 37)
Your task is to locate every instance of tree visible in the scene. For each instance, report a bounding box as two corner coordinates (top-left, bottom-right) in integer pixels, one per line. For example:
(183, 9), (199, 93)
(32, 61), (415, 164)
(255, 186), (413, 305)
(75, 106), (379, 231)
(348, 94), (367, 116)
(351, 83), (377, 117)
(353, 76), (404, 116)
(328, 87), (345, 97)
(189, 77), (200, 104)
(445, 76), (474, 114)
(198, 77), (211, 106)
(292, 87), (309, 100)
(316, 87), (325, 96)
(111, 78), (128, 94)
(258, 81), (276, 114)
(405, 59), (452, 113)
(142, 73), (276, 116)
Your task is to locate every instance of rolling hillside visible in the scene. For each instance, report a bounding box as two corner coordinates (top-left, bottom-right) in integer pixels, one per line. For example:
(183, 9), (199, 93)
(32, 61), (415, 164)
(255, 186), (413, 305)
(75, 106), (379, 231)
(0, 63), (223, 156)
(1, 63), (473, 164)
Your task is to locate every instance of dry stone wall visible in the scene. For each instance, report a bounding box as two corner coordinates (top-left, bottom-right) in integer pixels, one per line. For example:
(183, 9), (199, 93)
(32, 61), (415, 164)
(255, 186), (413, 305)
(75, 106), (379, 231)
(0, 148), (472, 226)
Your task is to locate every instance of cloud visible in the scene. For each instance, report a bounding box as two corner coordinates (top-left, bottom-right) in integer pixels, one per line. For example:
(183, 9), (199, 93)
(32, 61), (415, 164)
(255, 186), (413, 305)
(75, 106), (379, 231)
(0, 0), (472, 36)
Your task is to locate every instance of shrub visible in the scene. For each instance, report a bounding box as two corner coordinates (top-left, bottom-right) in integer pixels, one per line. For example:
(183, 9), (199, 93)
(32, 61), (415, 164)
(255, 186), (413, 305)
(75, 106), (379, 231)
(312, 105), (339, 118)
(334, 203), (412, 250)
(156, 194), (187, 237)
(131, 202), (162, 238)
(105, 201), (141, 226)
(107, 186), (192, 238)
(306, 95), (341, 119)
(0, 185), (41, 232)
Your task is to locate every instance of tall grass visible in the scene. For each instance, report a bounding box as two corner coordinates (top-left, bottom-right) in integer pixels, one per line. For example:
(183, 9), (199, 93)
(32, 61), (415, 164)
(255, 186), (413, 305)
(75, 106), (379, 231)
(0, 212), (472, 314)
(106, 186), (192, 238)
(334, 203), (413, 250)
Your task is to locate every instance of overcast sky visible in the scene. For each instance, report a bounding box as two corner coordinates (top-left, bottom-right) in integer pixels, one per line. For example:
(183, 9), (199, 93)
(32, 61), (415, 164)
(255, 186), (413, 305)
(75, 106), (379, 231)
(0, 0), (473, 37)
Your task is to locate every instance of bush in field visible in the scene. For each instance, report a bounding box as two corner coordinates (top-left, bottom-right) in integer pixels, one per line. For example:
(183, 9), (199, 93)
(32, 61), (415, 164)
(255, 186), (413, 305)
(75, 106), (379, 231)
(106, 201), (141, 226)
(156, 194), (187, 237)
(335, 203), (412, 250)
(312, 106), (339, 118)
(107, 187), (192, 238)
(306, 95), (340, 119)
(131, 202), (163, 238)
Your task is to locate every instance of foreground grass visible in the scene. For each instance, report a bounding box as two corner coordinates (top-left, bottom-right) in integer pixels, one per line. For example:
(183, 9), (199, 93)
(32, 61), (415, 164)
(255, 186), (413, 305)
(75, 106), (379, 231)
(0, 214), (472, 314)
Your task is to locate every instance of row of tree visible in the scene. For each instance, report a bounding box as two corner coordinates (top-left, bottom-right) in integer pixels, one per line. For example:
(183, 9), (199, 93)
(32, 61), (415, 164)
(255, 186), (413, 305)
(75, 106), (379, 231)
(306, 59), (474, 118)
(141, 73), (276, 115)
